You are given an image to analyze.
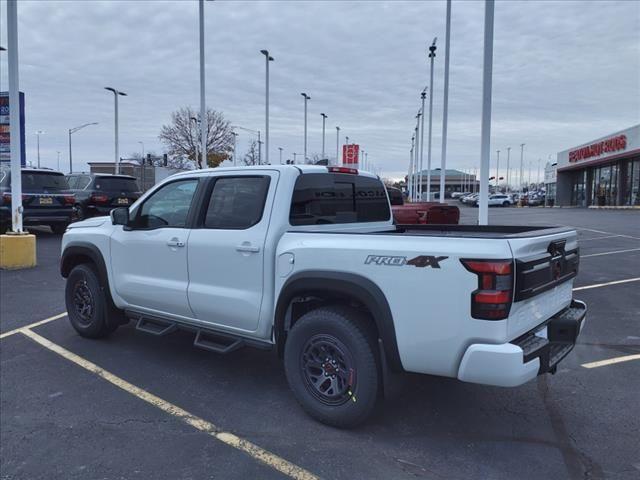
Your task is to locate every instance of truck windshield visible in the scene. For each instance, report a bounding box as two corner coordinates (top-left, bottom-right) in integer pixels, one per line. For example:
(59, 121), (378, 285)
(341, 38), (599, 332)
(94, 176), (139, 192)
(290, 173), (390, 225)
(21, 172), (69, 192)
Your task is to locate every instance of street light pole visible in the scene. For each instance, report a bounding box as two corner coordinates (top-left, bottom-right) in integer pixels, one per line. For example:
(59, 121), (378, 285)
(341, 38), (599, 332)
(440, 0), (452, 203)
(104, 87), (127, 174)
(519, 143), (525, 189)
(301, 93), (310, 162)
(414, 116), (420, 201)
(56, 151), (60, 171)
(260, 50), (274, 165)
(495, 150), (500, 191)
(138, 141), (144, 160)
(320, 113), (327, 160)
(505, 146), (511, 192)
(419, 90), (426, 201)
(409, 136), (415, 201)
(427, 38), (437, 201)
(68, 122), (98, 173)
(198, 0), (207, 169)
(231, 132), (238, 166)
(293, 152), (298, 164)
(35, 130), (44, 168)
(335, 126), (340, 164)
(478, 0), (495, 225)
(278, 147), (283, 164)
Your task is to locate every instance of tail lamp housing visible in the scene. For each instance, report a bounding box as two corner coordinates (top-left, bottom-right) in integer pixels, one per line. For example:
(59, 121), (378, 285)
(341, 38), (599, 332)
(90, 193), (109, 204)
(461, 259), (514, 320)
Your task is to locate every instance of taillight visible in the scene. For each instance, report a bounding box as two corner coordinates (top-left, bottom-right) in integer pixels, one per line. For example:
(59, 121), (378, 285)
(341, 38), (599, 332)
(461, 259), (514, 320)
(63, 194), (75, 205)
(1, 193), (10, 205)
(327, 166), (358, 174)
(90, 194), (109, 204)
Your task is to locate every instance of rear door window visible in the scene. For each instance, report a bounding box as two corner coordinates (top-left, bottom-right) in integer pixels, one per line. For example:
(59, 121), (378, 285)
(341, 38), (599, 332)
(21, 172), (69, 192)
(203, 176), (271, 229)
(94, 176), (139, 192)
(290, 173), (390, 225)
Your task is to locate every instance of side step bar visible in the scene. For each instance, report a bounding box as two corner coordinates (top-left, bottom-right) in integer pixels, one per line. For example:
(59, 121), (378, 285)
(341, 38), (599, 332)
(126, 311), (271, 354)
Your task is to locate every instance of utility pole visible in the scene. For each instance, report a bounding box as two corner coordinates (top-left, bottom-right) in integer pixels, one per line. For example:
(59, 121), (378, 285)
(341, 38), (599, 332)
(198, 0), (207, 169)
(335, 126), (340, 164)
(35, 130), (44, 168)
(409, 136), (415, 201)
(440, 0), (452, 203)
(519, 143), (525, 190)
(278, 147), (283, 164)
(260, 50), (274, 165)
(505, 146), (511, 192)
(301, 93), (310, 162)
(104, 87), (127, 174)
(320, 113), (327, 160)
(495, 149), (500, 191)
(427, 38), (437, 201)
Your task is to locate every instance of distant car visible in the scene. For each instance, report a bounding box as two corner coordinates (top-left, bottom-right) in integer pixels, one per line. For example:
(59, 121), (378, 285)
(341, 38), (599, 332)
(0, 167), (75, 234)
(66, 173), (142, 221)
(386, 187), (460, 224)
(527, 195), (545, 207)
(451, 191), (470, 199)
(487, 194), (514, 207)
(461, 193), (478, 205)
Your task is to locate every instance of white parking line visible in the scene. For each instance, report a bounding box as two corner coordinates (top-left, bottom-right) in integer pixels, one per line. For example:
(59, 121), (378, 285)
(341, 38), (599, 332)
(581, 354), (640, 369)
(573, 227), (640, 240)
(581, 248), (640, 258)
(578, 234), (623, 242)
(0, 312), (67, 339)
(573, 277), (640, 291)
(20, 328), (318, 480)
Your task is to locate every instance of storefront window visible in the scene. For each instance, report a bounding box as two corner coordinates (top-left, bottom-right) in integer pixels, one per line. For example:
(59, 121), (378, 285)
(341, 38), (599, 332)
(571, 171), (587, 206)
(591, 164), (619, 206)
(625, 159), (640, 206)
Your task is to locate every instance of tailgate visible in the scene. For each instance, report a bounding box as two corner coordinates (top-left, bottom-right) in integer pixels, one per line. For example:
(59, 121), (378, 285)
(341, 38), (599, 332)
(506, 229), (579, 337)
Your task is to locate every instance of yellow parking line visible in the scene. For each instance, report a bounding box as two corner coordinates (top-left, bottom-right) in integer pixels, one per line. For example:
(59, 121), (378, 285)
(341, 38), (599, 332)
(0, 312), (67, 339)
(573, 277), (640, 291)
(581, 354), (640, 369)
(20, 328), (318, 480)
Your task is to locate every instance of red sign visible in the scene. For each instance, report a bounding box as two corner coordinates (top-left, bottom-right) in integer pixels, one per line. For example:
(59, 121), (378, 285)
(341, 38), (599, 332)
(569, 134), (627, 163)
(342, 144), (360, 164)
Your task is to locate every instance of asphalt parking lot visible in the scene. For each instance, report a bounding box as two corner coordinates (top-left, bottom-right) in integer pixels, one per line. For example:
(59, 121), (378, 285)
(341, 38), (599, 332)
(1, 207), (639, 480)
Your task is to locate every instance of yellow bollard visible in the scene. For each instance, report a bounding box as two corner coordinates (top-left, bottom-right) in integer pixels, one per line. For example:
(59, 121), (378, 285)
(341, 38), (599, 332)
(0, 233), (37, 270)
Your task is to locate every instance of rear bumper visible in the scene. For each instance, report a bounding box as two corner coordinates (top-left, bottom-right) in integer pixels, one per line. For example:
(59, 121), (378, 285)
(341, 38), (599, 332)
(457, 300), (587, 387)
(0, 206), (72, 225)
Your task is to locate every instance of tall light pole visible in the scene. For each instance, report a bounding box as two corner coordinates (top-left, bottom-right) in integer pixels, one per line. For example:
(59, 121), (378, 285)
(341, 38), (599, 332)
(260, 50), (274, 165)
(409, 137), (415, 201)
(7, 0), (23, 232)
(278, 146), (283, 164)
(293, 152), (298, 164)
(478, 0), (495, 225)
(440, 0), (452, 203)
(68, 122), (98, 173)
(505, 146), (511, 192)
(301, 93), (310, 162)
(198, 0), (207, 169)
(35, 130), (44, 168)
(426, 37), (437, 201)
(519, 143), (525, 189)
(414, 114), (420, 201)
(231, 132), (238, 165)
(56, 151), (61, 171)
(537, 158), (541, 186)
(345, 136), (349, 146)
(418, 90), (426, 200)
(320, 113), (327, 159)
(495, 149), (500, 191)
(335, 126), (340, 164)
(104, 87), (127, 174)
(138, 141), (144, 161)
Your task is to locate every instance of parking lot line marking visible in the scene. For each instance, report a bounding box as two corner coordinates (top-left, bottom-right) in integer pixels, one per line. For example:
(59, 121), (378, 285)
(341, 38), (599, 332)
(573, 277), (640, 291)
(581, 247), (640, 258)
(20, 328), (319, 480)
(581, 354), (640, 369)
(578, 234), (623, 242)
(573, 227), (640, 240)
(0, 312), (67, 340)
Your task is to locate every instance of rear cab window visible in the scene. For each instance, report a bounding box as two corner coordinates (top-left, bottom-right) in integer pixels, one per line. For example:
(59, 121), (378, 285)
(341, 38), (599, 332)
(203, 176), (271, 230)
(94, 176), (139, 192)
(290, 173), (390, 226)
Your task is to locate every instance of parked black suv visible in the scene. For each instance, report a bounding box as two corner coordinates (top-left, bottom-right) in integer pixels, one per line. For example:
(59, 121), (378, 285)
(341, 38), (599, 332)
(66, 173), (142, 220)
(0, 167), (75, 234)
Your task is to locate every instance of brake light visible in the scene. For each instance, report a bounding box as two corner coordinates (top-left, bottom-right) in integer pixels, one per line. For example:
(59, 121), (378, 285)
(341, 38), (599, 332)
(90, 194), (109, 204)
(327, 166), (358, 174)
(461, 259), (514, 320)
(62, 194), (76, 205)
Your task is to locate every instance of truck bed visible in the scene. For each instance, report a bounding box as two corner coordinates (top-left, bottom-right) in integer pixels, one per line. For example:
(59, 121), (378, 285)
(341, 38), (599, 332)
(389, 224), (573, 239)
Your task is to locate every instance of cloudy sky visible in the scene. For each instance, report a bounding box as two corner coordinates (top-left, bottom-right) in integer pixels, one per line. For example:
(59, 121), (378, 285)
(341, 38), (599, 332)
(1, 0), (639, 180)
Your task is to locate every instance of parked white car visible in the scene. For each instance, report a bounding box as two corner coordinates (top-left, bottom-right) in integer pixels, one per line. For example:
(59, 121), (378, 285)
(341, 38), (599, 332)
(487, 194), (514, 207)
(61, 165), (586, 427)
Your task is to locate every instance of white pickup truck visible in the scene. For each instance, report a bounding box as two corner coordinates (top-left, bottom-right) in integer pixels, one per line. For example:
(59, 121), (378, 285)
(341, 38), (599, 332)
(61, 165), (586, 427)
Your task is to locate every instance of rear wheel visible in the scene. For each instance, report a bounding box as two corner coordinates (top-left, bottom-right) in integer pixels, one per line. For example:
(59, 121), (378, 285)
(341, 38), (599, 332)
(73, 204), (87, 222)
(65, 264), (118, 338)
(284, 306), (379, 428)
(502, 201), (510, 207)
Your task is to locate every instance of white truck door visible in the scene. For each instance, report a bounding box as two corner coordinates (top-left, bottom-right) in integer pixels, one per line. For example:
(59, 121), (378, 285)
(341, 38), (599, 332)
(110, 178), (199, 318)
(187, 172), (278, 332)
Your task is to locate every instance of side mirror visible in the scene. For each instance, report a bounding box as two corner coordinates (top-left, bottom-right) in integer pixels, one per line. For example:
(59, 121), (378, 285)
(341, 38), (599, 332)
(111, 207), (130, 226)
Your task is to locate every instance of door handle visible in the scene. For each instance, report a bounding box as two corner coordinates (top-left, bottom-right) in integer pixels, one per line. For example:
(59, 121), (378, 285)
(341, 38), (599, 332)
(167, 238), (185, 248)
(236, 243), (260, 253)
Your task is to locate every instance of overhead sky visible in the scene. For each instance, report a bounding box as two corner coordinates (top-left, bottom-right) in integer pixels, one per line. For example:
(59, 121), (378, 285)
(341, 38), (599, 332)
(1, 0), (639, 180)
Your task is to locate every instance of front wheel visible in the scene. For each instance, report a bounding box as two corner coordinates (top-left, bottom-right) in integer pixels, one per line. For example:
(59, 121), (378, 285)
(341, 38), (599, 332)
(502, 201), (510, 207)
(284, 306), (380, 428)
(65, 264), (118, 338)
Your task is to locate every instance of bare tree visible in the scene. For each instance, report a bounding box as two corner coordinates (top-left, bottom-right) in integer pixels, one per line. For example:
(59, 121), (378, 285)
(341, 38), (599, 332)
(243, 140), (259, 166)
(159, 107), (234, 169)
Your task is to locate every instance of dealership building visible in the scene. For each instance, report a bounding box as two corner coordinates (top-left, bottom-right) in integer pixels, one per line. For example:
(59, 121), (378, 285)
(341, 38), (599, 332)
(553, 124), (640, 207)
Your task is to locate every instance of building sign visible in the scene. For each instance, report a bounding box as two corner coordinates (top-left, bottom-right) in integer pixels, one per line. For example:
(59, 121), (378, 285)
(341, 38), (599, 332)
(568, 134), (627, 163)
(0, 92), (26, 165)
(342, 144), (359, 165)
